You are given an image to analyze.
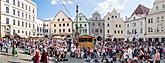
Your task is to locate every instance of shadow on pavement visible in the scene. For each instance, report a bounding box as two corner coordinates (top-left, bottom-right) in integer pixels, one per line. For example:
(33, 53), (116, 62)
(0, 53), (13, 57)
(8, 61), (20, 63)
(20, 58), (32, 62)
(18, 52), (24, 54)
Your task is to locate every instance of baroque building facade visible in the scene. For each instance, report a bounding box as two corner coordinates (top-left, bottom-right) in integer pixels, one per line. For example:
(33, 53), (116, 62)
(1, 0), (37, 37)
(89, 12), (105, 41)
(104, 9), (125, 41)
(50, 10), (73, 38)
(125, 4), (149, 41)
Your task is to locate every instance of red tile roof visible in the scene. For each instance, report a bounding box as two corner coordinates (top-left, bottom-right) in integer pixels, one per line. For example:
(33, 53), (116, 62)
(131, 4), (150, 16)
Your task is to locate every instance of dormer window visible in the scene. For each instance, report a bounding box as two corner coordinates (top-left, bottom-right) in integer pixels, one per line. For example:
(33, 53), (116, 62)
(115, 16), (117, 18)
(79, 18), (82, 21)
(111, 16), (114, 18)
(95, 17), (97, 20)
(133, 17), (136, 20)
(108, 17), (110, 20)
(156, 6), (158, 10)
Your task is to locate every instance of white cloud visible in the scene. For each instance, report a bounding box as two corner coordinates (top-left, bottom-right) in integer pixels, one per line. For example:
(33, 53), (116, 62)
(68, 0), (73, 4)
(51, 0), (57, 5)
(45, 17), (54, 20)
(50, 0), (73, 5)
(93, 0), (128, 17)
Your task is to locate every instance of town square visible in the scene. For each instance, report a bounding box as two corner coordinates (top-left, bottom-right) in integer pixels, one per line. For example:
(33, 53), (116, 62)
(0, 0), (165, 63)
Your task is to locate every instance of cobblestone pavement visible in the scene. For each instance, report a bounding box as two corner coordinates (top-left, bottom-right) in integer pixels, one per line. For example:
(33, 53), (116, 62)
(0, 48), (165, 63)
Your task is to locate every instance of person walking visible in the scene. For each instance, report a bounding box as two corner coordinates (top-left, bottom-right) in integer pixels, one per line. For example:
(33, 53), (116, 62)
(33, 46), (40, 63)
(12, 42), (17, 56)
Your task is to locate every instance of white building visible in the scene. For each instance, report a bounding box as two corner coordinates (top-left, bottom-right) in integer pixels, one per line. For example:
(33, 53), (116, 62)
(0, 0), (37, 38)
(89, 12), (105, 41)
(43, 20), (51, 38)
(73, 13), (89, 36)
(146, 0), (165, 42)
(36, 18), (44, 37)
(125, 4), (149, 41)
(104, 9), (125, 41)
(50, 10), (73, 38)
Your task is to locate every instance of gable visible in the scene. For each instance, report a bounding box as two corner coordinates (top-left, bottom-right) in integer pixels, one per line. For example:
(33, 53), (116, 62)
(51, 11), (72, 23)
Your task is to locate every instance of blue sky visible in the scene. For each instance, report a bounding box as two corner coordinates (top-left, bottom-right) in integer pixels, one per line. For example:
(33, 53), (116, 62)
(33, 0), (155, 20)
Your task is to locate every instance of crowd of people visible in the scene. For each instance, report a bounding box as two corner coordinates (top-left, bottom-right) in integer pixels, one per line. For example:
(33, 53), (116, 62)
(0, 37), (165, 63)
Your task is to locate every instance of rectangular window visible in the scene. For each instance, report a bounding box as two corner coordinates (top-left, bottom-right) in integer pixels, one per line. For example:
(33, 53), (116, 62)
(25, 22), (27, 27)
(59, 24), (61, 27)
(63, 29), (65, 32)
(18, 1), (20, 7)
(54, 24), (56, 27)
(18, 20), (20, 26)
(22, 3), (24, 9)
(85, 29), (87, 33)
(25, 14), (27, 19)
(26, 4), (27, 10)
(80, 24), (82, 27)
(54, 29), (56, 33)
(6, 18), (9, 24)
(33, 9), (35, 13)
(151, 18), (153, 23)
(33, 24), (35, 29)
(127, 30), (129, 34)
(13, 9), (15, 15)
(100, 29), (102, 33)
(148, 19), (150, 23)
(127, 24), (129, 27)
(22, 12), (24, 18)
(107, 24), (109, 27)
(107, 30), (109, 33)
(33, 16), (35, 21)
(157, 17), (160, 22)
(59, 29), (61, 32)
(18, 11), (20, 16)
(63, 23), (65, 27)
(163, 5), (165, 8)
(13, 19), (15, 25)
(68, 29), (71, 32)
(161, 16), (164, 21)
(29, 15), (31, 20)
(67, 23), (69, 26)
(140, 29), (143, 33)
(140, 21), (143, 26)
(29, 7), (31, 12)
(132, 23), (136, 27)
(22, 21), (24, 27)
(13, 0), (15, 5)
(29, 23), (31, 28)
(6, 7), (9, 13)
(156, 6), (158, 10)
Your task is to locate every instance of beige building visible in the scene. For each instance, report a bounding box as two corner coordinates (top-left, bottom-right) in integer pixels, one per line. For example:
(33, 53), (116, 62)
(104, 9), (125, 41)
(146, 0), (165, 42)
(50, 10), (73, 38)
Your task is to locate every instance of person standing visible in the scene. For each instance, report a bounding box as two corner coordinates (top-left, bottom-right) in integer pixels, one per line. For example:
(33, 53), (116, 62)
(33, 46), (40, 63)
(0, 40), (3, 51)
(40, 49), (49, 63)
(154, 49), (160, 63)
